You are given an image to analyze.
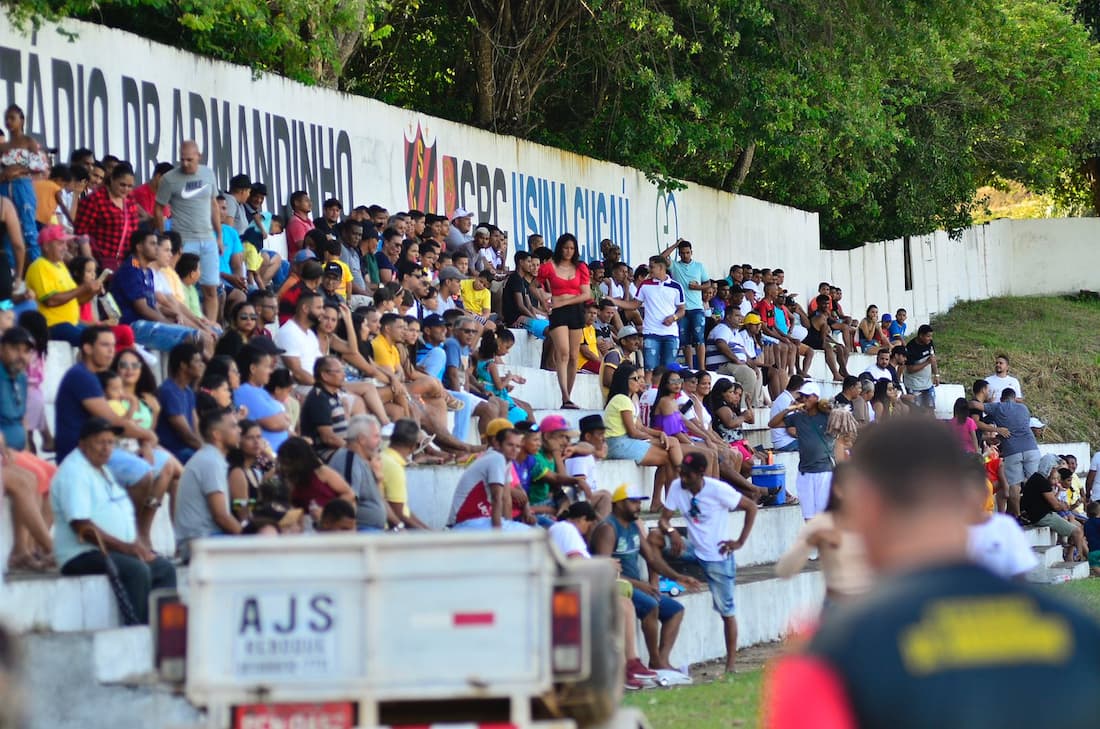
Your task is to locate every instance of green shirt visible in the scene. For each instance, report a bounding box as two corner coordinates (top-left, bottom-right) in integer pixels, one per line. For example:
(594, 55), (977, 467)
(183, 283), (203, 319)
(529, 451), (555, 504)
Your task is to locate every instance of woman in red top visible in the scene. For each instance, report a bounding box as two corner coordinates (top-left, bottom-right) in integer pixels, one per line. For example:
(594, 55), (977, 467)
(536, 233), (590, 409)
(277, 436), (355, 514)
(74, 162), (139, 274)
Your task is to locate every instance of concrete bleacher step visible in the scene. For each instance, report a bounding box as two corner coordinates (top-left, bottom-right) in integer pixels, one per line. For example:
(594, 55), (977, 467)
(1022, 525), (1053, 547)
(1026, 560), (1090, 584)
(21, 629), (202, 729)
(1032, 544), (1063, 568)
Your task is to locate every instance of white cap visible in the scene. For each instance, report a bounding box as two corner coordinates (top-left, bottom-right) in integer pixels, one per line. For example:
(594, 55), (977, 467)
(1029, 417), (1046, 429)
(451, 207), (474, 219)
(798, 381), (821, 398)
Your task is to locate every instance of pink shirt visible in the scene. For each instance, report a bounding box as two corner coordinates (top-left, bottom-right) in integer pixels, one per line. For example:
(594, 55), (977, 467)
(950, 417), (978, 453)
(285, 213), (314, 258)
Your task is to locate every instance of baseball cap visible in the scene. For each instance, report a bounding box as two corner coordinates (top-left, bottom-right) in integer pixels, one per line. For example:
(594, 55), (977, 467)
(323, 262), (344, 278)
(666, 363), (685, 373)
(1029, 417), (1046, 429)
(485, 417), (514, 439)
(798, 381), (821, 398)
(422, 314), (446, 328)
(293, 249), (317, 263)
(79, 416), (124, 440)
(38, 224), (74, 246)
(439, 266), (464, 283)
(611, 483), (649, 503)
(578, 414), (606, 434)
(742, 312), (763, 325)
(881, 313), (893, 323)
(615, 325), (640, 340)
(451, 207), (474, 220)
(246, 337), (286, 356)
(0, 326), (35, 348)
(539, 414), (579, 436)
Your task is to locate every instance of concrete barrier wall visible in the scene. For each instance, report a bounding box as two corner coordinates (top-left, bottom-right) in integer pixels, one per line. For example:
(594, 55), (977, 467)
(2, 19), (1098, 334)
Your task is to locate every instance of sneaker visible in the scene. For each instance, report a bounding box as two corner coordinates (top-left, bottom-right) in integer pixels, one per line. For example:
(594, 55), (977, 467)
(626, 658), (659, 681)
(624, 673), (644, 691)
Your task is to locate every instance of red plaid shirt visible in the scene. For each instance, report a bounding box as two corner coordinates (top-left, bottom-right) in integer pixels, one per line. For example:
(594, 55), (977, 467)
(74, 186), (140, 270)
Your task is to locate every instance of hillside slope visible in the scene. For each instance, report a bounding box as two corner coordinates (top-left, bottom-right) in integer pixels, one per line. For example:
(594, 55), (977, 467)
(933, 295), (1100, 451)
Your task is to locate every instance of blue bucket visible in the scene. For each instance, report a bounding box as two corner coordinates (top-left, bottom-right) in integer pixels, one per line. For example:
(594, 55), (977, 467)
(751, 464), (786, 505)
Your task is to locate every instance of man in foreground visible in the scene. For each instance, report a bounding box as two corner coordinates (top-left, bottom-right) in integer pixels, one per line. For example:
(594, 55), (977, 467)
(764, 419), (1100, 728)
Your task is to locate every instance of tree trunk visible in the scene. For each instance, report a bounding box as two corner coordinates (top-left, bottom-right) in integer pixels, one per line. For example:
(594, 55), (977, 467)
(722, 142), (756, 192)
(1083, 157), (1100, 216)
(474, 18), (496, 127)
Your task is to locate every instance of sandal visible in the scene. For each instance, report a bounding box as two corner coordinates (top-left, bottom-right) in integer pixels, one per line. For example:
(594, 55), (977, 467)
(413, 434), (436, 457)
(561, 400), (579, 410)
(446, 397), (465, 412)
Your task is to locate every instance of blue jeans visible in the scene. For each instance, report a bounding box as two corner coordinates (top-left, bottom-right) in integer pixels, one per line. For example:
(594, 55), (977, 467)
(642, 334), (679, 371)
(677, 309), (706, 347)
(130, 319), (200, 352)
(914, 387), (936, 411)
(49, 322), (86, 346)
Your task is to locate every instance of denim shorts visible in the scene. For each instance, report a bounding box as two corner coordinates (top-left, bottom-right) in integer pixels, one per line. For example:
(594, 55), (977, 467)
(677, 309), (706, 346)
(183, 239), (221, 286)
(107, 447), (155, 487)
(665, 538), (737, 617)
(130, 320), (200, 352)
(631, 587), (684, 622)
(606, 434), (652, 463)
(642, 334), (679, 371)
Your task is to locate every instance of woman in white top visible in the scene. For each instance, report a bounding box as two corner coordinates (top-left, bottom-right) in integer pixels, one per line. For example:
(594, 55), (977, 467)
(775, 463), (871, 610)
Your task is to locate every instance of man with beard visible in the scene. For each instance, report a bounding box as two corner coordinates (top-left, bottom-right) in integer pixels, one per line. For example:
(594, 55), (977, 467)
(590, 484), (701, 673)
(275, 291), (324, 389)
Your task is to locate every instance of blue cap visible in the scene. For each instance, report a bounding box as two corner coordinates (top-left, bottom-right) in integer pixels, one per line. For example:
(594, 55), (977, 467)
(293, 249), (317, 263)
(881, 313), (893, 323)
(666, 362), (685, 372)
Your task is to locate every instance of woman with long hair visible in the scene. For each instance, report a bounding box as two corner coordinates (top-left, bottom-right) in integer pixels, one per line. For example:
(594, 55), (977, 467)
(603, 363), (682, 510)
(857, 305), (891, 354)
(0, 104), (39, 286)
(537, 233), (590, 409)
(775, 462), (871, 609)
(276, 436), (355, 517)
(706, 379), (756, 477)
(111, 347), (184, 525)
(227, 419), (276, 521)
(73, 161), (140, 273)
(215, 300), (259, 358)
(950, 396), (979, 453)
(826, 406), (859, 463)
(650, 369), (722, 479)
(317, 304), (397, 425)
(871, 378), (905, 421)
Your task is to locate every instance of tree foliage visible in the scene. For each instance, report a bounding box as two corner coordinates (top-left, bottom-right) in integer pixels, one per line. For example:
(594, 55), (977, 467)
(6, 0), (1100, 247)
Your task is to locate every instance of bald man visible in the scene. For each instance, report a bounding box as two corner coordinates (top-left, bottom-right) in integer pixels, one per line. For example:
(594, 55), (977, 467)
(155, 140), (222, 322)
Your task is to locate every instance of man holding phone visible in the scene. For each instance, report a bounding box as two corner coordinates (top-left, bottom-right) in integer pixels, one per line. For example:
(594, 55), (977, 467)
(768, 381), (835, 520)
(26, 224), (105, 345)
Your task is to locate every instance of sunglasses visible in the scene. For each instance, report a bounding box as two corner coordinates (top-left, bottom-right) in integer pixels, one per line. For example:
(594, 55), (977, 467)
(667, 378), (683, 384)
(238, 314), (258, 320)
(459, 328), (478, 334)
(116, 361), (142, 370)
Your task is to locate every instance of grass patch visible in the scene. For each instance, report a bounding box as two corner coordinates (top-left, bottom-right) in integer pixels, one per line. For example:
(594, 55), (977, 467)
(1054, 579), (1100, 616)
(932, 295), (1100, 448)
(623, 670), (762, 728)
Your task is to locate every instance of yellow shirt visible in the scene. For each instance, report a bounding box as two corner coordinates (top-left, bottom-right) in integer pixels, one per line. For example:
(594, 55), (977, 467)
(25, 257), (80, 327)
(158, 266), (187, 303)
(460, 279), (491, 315)
(603, 393), (636, 439)
(577, 325), (598, 370)
(243, 243), (264, 272)
(380, 447), (410, 517)
(33, 179), (60, 225)
(371, 335), (402, 371)
(327, 259), (353, 300)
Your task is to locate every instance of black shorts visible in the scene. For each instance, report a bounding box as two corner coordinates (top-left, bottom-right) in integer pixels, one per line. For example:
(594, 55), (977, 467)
(549, 302), (585, 330)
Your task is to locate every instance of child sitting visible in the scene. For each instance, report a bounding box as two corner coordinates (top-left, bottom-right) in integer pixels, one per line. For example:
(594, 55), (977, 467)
(460, 269), (494, 321)
(98, 370), (140, 453)
(563, 414), (613, 519)
(526, 414), (587, 526)
(472, 329), (533, 423)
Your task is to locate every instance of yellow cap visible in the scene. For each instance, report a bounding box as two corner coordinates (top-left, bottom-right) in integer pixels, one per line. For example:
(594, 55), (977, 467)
(484, 418), (515, 439)
(611, 483), (649, 503)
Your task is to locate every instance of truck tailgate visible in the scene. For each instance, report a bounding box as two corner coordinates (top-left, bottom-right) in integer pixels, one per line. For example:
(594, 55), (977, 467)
(185, 531), (556, 707)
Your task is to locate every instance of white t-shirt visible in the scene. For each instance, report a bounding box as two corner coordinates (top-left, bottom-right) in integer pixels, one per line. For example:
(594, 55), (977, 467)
(967, 513), (1039, 579)
(984, 374), (1022, 403)
(770, 390), (797, 449)
(275, 319), (322, 377)
(862, 364), (893, 382)
(1091, 452), (1100, 501)
(549, 520), (591, 558)
(565, 453), (602, 494)
(738, 298), (752, 316)
(665, 477), (743, 562)
(600, 279), (624, 299)
(634, 276), (685, 337)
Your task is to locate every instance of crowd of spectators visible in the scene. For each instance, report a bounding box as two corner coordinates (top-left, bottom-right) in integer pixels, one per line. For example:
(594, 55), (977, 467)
(5, 115), (1100, 689)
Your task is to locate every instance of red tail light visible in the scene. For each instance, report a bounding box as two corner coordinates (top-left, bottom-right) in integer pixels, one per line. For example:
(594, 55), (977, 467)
(151, 589), (187, 682)
(552, 587), (583, 675)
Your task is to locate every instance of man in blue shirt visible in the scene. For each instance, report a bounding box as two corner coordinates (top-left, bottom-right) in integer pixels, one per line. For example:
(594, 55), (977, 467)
(110, 229), (202, 352)
(52, 417), (176, 624)
(662, 239), (708, 370)
(156, 342), (205, 463)
(442, 315), (507, 438)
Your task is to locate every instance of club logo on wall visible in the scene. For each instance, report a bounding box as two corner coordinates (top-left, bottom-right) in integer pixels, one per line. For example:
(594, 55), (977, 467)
(656, 191), (679, 255)
(404, 122), (439, 214)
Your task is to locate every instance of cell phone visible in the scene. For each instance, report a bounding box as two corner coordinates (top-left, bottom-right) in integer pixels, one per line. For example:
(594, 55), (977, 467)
(97, 268), (113, 283)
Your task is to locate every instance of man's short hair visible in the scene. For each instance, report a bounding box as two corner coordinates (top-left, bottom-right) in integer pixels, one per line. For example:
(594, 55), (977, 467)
(648, 255), (668, 268)
(248, 288), (276, 306)
(300, 262), (324, 282)
(389, 418), (420, 448)
(890, 345), (907, 358)
(323, 198), (342, 210)
(168, 342), (201, 376)
(842, 376), (858, 391)
(995, 353), (1010, 364)
(917, 324), (934, 336)
(379, 312), (400, 330)
(289, 190), (309, 209)
(80, 325), (113, 349)
(229, 174), (251, 192)
(972, 379), (988, 397)
(175, 252), (201, 280)
(787, 374), (805, 391)
(198, 407), (231, 441)
(382, 226), (402, 244)
(346, 414), (380, 441)
(312, 354), (338, 381)
(514, 250), (531, 265)
(321, 498), (356, 524)
(129, 227), (153, 254)
(296, 291), (320, 311)
(1001, 388), (1016, 401)
(850, 419), (981, 508)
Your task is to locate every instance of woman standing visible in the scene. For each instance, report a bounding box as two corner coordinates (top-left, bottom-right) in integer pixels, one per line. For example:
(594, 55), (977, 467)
(538, 233), (590, 409)
(0, 104), (40, 277)
(73, 161), (139, 274)
(603, 363), (681, 511)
